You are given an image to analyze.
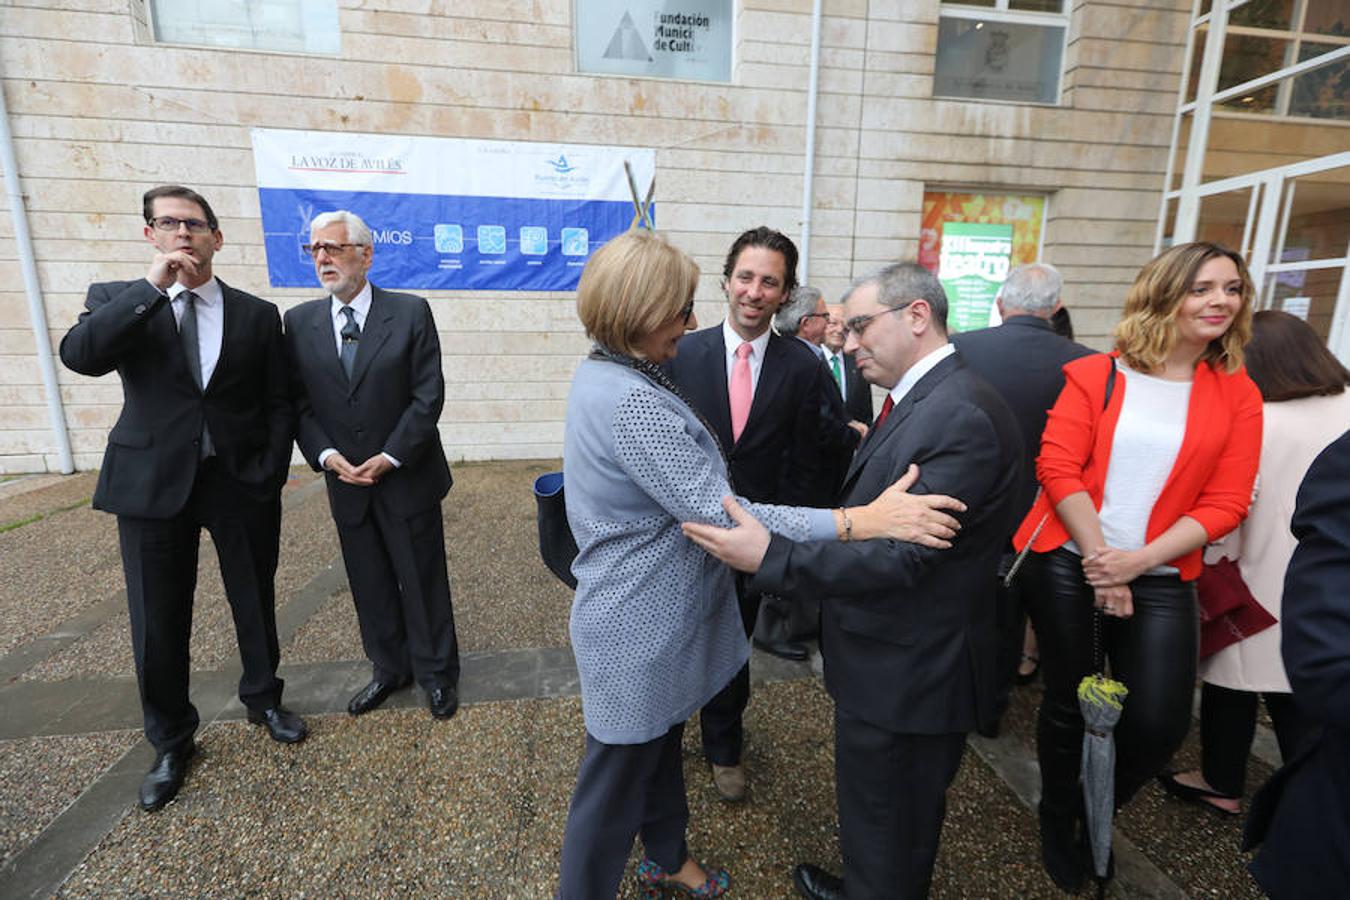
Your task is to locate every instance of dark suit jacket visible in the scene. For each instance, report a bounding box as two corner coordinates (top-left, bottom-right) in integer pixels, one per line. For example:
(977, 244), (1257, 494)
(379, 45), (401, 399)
(750, 352), (1024, 735)
(284, 286), (451, 526)
(59, 278), (291, 519)
(1246, 429), (1350, 897)
(951, 315), (1093, 522)
(829, 351), (874, 426)
(815, 357), (861, 504)
(665, 326), (822, 506)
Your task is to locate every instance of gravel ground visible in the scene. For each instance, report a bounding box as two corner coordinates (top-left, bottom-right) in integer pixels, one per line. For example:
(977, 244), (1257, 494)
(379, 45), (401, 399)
(25, 474), (334, 682)
(0, 729), (141, 866)
(0, 504), (123, 658)
(56, 681), (1075, 899)
(0, 472), (98, 531)
(444, 459), (574, 651)
(1003, 677), (1266, 898)
(283, 589), (365, 665)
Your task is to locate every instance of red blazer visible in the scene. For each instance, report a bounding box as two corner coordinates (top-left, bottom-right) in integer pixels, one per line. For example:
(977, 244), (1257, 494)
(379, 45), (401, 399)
(1013, 352), (1262, 580)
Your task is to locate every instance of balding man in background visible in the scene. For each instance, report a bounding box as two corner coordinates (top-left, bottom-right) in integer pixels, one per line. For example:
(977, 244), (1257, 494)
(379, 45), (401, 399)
(950, 262), (1093, 735)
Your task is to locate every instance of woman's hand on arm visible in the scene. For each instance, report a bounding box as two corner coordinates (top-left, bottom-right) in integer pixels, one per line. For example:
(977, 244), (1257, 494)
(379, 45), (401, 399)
(845, 463), (966, 548)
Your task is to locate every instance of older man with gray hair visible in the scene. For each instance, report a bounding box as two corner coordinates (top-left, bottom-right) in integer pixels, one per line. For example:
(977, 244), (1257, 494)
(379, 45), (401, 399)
(950, 261), (1093, 735)
(774, 284), (831, 354)
(283, 210), (461, 720)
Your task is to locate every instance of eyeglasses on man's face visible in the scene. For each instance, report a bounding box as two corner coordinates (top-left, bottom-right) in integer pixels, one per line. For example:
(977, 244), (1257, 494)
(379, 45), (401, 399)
(842, 300), (915, 339)
(303, 242), (367, 259)
(799, 312), (829, 323)
(149, 216), (212, 234)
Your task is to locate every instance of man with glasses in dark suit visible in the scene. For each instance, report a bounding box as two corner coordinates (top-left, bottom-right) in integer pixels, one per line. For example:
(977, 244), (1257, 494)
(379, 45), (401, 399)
(60, 185), (304, 813)
(685, 262), (1022, 899)
(284, 210), (460, 722)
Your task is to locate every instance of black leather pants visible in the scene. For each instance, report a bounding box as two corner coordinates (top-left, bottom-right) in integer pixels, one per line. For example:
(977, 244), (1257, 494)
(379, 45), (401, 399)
(1024, 548), (1198, 818)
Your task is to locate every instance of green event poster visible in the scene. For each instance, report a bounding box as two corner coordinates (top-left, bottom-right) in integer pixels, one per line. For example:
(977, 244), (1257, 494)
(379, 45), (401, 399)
(938, 222), (1013, 333)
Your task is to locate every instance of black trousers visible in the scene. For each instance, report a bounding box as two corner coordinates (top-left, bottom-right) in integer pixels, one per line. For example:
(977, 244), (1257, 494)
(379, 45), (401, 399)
(336, 498), (459, 690)
(1024, 548), (1197, 817)
(835, 707), (966, 899)
(699, 585), (759, 765)
(1200, 682), (1318, 797)
(117, 459), (283, 754)
(557, 723), (690, 899)
(990, 551), (1028, 727)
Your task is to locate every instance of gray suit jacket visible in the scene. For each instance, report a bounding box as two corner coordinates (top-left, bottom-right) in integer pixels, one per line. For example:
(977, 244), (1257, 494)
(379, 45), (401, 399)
(283, 285), (451, 525)
(750, 352), (1024, 735)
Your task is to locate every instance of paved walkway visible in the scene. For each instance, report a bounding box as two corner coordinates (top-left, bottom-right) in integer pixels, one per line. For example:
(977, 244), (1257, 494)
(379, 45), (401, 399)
(0, 463), (1275, 898)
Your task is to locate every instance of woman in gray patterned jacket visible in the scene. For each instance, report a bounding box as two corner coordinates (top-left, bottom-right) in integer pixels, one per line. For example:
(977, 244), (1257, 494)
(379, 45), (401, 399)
(555, 228), (964, 899)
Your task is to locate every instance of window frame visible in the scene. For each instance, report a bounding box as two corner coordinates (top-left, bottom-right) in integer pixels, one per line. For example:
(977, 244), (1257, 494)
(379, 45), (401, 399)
(144, 0), (343, 58)
(933, 1), (1073, 107)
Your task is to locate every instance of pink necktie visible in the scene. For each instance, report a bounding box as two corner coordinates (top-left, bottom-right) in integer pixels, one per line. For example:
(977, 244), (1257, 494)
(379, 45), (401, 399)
(729, 342), (753, 443)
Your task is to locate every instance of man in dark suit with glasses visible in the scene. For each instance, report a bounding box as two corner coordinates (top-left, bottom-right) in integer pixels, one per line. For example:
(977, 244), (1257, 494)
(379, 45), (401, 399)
(284, 210), (460, 722)
(60, 185), (304, 813)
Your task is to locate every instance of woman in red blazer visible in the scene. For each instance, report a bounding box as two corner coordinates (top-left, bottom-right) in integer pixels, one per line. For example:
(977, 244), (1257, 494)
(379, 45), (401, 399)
(1013, 242), (1262, 892)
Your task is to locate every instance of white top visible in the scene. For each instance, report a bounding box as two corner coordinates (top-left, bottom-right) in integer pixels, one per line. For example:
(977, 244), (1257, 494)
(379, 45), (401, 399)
(165, 277), (224, 387)
(329, 280), (373, 354)
(721, 319), (771, 395)
(1068, 363), (1191, 571)
(888, 343), (955, 406)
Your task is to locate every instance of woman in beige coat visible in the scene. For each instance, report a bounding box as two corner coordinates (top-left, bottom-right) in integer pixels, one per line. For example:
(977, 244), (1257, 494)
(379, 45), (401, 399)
(1159, 310), (1350, 814)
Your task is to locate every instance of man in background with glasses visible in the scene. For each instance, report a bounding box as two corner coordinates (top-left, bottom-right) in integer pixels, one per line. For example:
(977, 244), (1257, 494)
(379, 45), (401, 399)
(60, 185), (304, 813)
(283, 210), (460, 722)
(683, 262), (1023, 899)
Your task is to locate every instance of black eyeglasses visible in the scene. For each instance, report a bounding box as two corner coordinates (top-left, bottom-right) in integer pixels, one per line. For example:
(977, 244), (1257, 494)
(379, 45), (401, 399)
(799, 312), (830, 322)
(843, 301), (915, 339)
(302, 242), (366, 258)
(149, 216), (212, 233)
(679, 299), (696, 324)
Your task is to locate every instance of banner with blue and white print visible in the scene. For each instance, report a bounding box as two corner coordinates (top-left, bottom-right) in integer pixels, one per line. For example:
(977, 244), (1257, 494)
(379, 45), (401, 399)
(250, 128), (655, 292)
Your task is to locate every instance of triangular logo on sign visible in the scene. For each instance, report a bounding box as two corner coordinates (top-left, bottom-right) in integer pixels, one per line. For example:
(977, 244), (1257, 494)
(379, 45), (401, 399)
(603, 11), (652, 61)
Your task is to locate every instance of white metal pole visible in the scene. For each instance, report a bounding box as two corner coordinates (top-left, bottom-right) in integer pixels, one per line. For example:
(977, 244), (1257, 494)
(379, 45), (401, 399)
(0, 82), (75, 473)
(799, 0), (823, 283)
(1173, 2), (1229, 243)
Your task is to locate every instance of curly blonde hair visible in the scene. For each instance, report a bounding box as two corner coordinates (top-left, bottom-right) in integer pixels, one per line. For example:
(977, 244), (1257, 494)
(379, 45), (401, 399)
(1113, 242), (1254, 374)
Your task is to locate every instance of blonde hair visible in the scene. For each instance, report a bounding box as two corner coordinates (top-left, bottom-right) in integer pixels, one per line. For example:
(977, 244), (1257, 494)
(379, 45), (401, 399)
(1113, 242), (1254, 374)
(576, 229), (699, 356)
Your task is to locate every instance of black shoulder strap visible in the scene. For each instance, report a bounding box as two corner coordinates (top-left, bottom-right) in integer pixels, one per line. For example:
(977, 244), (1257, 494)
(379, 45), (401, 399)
(1103, 358), (1117, 412)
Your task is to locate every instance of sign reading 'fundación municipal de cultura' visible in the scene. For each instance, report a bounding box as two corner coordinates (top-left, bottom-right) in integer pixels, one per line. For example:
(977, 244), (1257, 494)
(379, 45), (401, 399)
(576, 1), (732, 83)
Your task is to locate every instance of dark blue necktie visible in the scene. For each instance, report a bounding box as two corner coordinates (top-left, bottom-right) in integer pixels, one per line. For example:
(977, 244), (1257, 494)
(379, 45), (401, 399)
(339, 305), (360, 379)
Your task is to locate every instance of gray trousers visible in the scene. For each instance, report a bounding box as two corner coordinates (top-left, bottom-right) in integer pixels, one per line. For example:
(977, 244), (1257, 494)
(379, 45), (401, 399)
(557, 723), (689, 899)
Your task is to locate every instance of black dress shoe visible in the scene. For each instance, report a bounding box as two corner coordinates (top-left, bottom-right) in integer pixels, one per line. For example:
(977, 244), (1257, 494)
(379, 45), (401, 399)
(247, 706), (307, 743)
(753, 638), (810, 662)
(793, 863), (845, 900)
(428, 684), (459, 720)
(347, 678), (406, 716)
(139, 742), (195, 812)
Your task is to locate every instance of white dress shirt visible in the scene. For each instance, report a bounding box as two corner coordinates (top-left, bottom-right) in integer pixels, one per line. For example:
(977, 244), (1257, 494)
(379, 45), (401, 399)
(329, 280), (373, 354)
(163, 277), (224, 388)
(885, 342), (956, 407)
(317, 281), (400, 469)
(721, 319), (772, 396)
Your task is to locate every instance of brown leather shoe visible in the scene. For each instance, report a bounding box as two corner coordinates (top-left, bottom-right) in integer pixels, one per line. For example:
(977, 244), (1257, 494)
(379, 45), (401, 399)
(711, 763), (747, 802)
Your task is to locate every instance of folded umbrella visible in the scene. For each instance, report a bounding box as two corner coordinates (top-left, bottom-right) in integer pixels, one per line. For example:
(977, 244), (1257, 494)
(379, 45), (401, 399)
(1079, 609), (1129, 897)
